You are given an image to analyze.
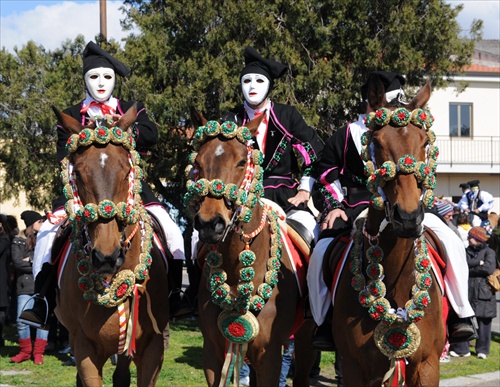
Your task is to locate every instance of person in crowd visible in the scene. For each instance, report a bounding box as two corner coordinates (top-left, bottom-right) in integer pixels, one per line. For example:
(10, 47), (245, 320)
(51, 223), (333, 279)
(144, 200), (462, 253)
(20, 41), (186, 327)
(10, 211), (49, 364)
(449, 227), (496, 359)
(221, 46), (324, 246)
(307, 71), (476, 349)
(458, 180), (494, 227)
(434, 200), (459, 234)
(279, 336), (295, 387)
(0, 214), (14, 348)
(456, 212), (472, 248)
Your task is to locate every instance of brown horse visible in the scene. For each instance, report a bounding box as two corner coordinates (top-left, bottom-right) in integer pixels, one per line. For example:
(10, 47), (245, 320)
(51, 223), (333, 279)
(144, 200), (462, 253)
(187, 112), (316, 387)
(53, 106), (169, 387)
(329, 78), (445, 386)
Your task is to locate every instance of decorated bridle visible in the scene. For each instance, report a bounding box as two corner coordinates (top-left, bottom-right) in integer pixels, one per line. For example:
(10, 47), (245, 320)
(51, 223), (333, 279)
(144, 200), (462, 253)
(362, 107), (438, 217)
(61, 125), (153, 307)
(184, 120), (284, 344)
(348, 106), (440, 383)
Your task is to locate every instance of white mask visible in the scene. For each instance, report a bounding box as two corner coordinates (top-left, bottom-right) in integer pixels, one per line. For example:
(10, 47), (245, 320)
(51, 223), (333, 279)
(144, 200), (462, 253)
(84, 67), (116, 102)
(241, 73), (270, 107)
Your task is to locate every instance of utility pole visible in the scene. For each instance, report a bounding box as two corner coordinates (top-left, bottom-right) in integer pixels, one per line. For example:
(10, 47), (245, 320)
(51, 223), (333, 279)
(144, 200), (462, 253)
(100, 0), (107, 40)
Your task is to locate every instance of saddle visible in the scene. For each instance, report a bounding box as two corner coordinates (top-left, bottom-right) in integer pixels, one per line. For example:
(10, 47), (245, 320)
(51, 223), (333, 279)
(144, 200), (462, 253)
(423, 226), (448, 276)
(286, 218), (315, 260)
(322, 228), (352, 291)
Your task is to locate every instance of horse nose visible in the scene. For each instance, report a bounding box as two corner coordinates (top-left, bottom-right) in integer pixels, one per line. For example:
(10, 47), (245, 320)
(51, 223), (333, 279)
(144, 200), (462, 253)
(194, 213), (227, 243)
(392, 202), (424, 238)
(91, 247), (124, 273)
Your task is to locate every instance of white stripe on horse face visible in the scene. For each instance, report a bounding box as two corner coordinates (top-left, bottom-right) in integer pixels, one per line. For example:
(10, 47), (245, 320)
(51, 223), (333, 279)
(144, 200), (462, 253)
(100, 152), (109, 169)
(215, 144), (225, 156)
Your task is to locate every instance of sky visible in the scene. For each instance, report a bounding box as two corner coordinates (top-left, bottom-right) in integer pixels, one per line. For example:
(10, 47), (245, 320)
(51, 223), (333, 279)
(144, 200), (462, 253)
(0, 0), (499, 53)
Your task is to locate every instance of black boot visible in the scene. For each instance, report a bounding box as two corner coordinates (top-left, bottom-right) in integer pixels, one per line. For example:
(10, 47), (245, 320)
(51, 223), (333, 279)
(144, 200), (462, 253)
(19, 263), (53, 329)
(312, 322), (336, 351)
(448, 309), (478, 343)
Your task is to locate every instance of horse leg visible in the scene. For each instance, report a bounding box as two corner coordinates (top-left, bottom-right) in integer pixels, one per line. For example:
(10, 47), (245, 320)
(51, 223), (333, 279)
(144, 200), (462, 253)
(291, 319), (316, 387)
(73, 332), (107, 387)
(248, 341), (283, 387)
(113, 355), (131, 387)
(134, 334), (165, 387)
(202, 338), (225, 386)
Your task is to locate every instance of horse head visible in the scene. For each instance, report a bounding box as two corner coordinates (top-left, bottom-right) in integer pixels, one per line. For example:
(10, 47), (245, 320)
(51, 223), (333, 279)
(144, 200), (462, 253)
(53, 105), (142, 277)
(364, 77), (436, 238)
(187, 110), (264, 244)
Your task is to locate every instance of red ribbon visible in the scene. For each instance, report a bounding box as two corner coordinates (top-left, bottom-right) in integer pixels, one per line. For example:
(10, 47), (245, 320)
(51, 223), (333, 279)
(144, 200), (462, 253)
(80, 101), (115, 116)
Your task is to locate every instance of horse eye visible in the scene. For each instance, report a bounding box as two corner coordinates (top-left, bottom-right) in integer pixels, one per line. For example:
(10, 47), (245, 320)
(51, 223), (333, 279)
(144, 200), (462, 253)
(236, 159), (246, 168)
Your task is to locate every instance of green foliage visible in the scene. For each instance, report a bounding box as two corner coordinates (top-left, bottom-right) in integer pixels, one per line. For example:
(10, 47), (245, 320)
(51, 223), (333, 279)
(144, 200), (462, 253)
(0, 0), (481, 215)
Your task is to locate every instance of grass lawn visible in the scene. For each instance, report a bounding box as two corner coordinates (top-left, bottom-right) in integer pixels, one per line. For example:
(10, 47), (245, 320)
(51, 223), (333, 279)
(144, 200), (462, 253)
(0, 319), (498, 386)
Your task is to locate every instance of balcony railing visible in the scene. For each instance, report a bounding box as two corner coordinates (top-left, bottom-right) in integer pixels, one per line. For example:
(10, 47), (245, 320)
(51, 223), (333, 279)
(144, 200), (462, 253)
(434, 136), (500, 167)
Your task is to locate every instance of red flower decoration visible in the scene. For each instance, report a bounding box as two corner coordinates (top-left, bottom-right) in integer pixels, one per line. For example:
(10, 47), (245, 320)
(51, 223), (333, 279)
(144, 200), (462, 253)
(388, 332), (407, 348)
(116, 283), (128, 297)
(421, 258), (430, 268)
(421, 296), (429, 306)
(404, 156), (413, 165)
(424, 277), (431, 287)
(419, 112), (427, 121)
(228, 322), (245, 338)
(97, 128), (106, 137)
(397, 112), (406, 120)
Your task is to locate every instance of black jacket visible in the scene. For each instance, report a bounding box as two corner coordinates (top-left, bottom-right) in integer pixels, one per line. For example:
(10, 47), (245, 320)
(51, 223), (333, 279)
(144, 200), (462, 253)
(224, 102), (323, 212)
(0, 234), (11, 307)
(466, 243), (497, 319)
(11, 236), (35, 296)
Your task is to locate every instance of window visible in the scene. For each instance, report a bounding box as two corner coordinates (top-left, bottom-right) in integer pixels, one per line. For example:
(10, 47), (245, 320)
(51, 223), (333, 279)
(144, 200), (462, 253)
(449, 103), (472, 137)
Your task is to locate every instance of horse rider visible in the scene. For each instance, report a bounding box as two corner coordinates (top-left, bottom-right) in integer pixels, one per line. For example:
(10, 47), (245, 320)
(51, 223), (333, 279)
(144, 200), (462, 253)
(221, 46), (324, 246)
(458, 180), (494, 227)
(20, 41), (186, 328)
(307, 71), (476, 349)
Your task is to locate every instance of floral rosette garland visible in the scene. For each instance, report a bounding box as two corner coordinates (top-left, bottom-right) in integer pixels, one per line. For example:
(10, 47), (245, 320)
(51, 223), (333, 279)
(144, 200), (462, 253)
(362, 107), (438, 210)
(61, 125), (154, 307)
(184, 120), (285, 344)
(349, 219), (432, 360)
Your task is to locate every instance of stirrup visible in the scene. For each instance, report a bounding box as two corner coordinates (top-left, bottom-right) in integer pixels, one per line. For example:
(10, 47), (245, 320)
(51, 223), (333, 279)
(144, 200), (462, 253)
(18, 294), (49, 330)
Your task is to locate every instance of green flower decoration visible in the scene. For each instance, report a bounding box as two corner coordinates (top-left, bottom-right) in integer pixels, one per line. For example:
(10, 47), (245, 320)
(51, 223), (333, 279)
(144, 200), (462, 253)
(239, 250), (256, 266)
(351, 274), (366, 291)
(258, 283), (273, 300)
(358, 289), (375, 308)
(240, 267), (255, 281)
(367, 279), (386, 298)
(208, 269), (227, 292)
(221, 121), (238, 138)
(94, 126), (110, 144)
(265, 270), (279, 286)
(79, 128), (95, 147)
(111, 127), (125, 142)
(83, 203), (99, 223)
(66, 134), (80, 153)
(252, 149), (264, 165)
(366, 263), (384, 280)
(237, 126), (252, 144)
(267, 258), (281, 271)
(209, 179), (226, 197)
(98, 200), (116, 218)
(379, 161), (397, 181)
(212, 284), (230, 302)
(398, 154), (417, 174)
(373, 108), (391, 127)
(391, 108), (411, 126)
(218, 311), (260, 344)
(237, 282), (254, 296)
(410, 109), (427, 128)
(413, 290), (431, 309)
(206, 251), (223, 268)
(250, 295), (265, 312)
(204, 120), (221, 136)
(366, 245), (384, 263)
(368, 298), (391, 321)
(416, 272), (432, 290)
(370, 194), (385, 210)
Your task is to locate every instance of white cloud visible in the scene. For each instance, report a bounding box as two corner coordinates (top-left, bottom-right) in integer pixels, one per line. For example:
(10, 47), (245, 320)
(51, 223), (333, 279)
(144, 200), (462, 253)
(0, 1), (134, 53)
(447, 0), (500, 39)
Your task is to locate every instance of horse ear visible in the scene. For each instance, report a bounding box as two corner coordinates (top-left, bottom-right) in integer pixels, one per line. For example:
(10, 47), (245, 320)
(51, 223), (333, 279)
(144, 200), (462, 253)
(190, 107), (208, 128)
(116, 103), (138, 130)
(409, 80), (432, 110)
(366, 74), (386, 110)
(244, 111), (265, 136)
(52, 106), (83, 135)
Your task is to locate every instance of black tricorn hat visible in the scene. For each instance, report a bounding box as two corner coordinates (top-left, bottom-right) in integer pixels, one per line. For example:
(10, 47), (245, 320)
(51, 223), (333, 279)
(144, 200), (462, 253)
(467, 180), (480, 188)
(82, 41), (130, 77)
(361, 71), (406, 100)
(240, 46), (287, 90)
(459, 183), (470, 189)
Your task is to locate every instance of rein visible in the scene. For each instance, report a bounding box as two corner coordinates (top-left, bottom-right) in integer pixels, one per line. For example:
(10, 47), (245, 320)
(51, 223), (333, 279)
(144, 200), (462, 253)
(61, 125), (154, 307)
